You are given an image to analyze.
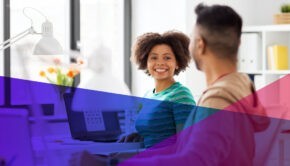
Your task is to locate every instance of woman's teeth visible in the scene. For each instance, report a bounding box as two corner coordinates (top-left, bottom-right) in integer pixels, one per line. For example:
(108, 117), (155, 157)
(155, 69), (167, 72)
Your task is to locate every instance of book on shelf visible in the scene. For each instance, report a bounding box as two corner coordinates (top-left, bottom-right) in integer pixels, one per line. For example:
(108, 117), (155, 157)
(267, 45), (289, 70)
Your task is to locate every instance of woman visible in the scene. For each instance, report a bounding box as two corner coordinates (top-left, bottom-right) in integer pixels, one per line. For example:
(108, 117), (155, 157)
(120, 31), (196, 148)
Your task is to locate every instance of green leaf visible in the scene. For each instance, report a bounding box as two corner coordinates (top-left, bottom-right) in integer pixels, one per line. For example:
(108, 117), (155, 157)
(46, 77), (56, 84)
(281, 4), (290, 13)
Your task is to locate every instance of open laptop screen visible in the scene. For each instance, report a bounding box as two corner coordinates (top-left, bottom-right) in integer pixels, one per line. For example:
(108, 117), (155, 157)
(63, 93), (122, 142)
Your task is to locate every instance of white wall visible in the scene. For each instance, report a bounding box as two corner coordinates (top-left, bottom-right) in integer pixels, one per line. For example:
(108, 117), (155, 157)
(247, 0), (288, 25)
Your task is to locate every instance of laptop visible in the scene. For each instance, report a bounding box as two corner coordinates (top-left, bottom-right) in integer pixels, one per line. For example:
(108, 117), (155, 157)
(0, 108), (35, 166)
(63, 92), (123, 142)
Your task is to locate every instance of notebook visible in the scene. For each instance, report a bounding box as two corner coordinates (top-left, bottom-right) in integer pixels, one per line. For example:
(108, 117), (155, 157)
(63, 92), (122, 142)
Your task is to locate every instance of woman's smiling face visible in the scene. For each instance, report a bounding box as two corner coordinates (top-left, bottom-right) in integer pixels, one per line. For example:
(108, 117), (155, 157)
(147, 44), (178, 82)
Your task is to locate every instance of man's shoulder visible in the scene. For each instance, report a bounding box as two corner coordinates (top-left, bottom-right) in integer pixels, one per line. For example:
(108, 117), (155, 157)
(199, 73), (253, 109)
(199, 87), (234, 109)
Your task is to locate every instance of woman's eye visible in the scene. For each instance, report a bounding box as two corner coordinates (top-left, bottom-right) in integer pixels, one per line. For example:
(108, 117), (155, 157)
(165, 56), (171, 60)
(150, 56), (157, 60)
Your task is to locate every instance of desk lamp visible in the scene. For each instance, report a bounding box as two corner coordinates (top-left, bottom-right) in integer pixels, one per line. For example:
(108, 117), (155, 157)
(0, 7), (62, 54)
(0, 7), (63, 107)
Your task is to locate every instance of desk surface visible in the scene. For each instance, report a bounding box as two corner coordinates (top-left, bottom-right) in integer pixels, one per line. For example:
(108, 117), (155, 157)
(32, 135), (143, 166)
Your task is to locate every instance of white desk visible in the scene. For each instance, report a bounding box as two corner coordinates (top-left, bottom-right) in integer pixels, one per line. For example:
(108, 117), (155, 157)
(32, 135), (142, 166)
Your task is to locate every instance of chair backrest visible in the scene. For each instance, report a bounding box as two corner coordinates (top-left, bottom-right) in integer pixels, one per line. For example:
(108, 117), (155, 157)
(253, 106), (288, 165)
(0, 108), (34, 166)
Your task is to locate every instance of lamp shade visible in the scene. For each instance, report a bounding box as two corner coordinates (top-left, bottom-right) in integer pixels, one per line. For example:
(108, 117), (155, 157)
(33, 37), (63, 55)
(33, 20), (63, 55)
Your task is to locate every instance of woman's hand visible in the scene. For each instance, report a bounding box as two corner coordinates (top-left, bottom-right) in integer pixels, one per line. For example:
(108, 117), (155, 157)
(118, 132), (143, 142)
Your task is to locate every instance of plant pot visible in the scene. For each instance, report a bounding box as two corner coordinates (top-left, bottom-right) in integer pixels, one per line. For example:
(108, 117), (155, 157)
(274, 13), (290, 24)
(53, 85), (69, 115)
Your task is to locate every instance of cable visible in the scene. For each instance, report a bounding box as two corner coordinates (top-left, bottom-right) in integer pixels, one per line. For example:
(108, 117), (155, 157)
(22, 7), (48, 27)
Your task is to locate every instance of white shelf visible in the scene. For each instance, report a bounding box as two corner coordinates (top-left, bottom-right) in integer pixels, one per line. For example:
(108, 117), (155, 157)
(241, 25), (290, 76)
(243, 24), (290, 32)
(239, 70), (263, 75)
(264, 70), (290, 75)
(239, 70), (290, 75)
(240, 25), (290, 109)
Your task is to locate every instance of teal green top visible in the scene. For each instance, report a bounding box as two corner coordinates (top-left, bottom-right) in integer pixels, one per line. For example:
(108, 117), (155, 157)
(135, 82), (196, 148)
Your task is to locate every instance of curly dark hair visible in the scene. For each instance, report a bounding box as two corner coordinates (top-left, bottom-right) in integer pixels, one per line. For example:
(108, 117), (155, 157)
(131, 30), (191, 75)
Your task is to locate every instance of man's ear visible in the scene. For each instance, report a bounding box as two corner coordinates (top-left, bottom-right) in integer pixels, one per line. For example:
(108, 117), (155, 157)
(196, 37), (206, 55)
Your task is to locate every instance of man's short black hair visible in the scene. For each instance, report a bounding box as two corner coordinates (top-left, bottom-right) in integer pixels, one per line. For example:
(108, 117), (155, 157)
(195, 3), (242, 61)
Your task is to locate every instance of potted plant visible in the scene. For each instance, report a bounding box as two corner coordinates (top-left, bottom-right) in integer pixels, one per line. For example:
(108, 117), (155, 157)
(274, 4), (290, 24)
(281, 4), (290, 13)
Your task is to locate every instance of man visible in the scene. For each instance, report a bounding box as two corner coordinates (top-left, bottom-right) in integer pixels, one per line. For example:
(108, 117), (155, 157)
(70, 3), (269, 166)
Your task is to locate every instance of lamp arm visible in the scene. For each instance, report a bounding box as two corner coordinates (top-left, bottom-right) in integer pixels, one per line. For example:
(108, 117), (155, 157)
(0, 27), (37, 51)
